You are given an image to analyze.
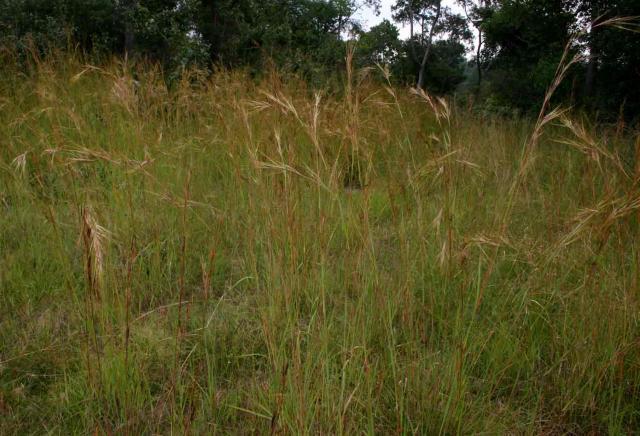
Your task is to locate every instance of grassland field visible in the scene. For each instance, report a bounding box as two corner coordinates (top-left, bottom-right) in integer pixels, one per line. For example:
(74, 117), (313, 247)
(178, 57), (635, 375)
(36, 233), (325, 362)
(1, 51), (640, 434)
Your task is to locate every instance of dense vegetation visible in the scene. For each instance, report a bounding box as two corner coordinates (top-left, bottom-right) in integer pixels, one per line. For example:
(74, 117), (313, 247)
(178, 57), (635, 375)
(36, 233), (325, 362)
(1, 0), (639, 118)
(1, 1), (639, 434)
(1, 47), (639, 433)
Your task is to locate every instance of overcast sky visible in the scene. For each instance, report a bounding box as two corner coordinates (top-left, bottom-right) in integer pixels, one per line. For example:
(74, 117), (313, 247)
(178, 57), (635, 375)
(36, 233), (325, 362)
(354, 0), (465, 40)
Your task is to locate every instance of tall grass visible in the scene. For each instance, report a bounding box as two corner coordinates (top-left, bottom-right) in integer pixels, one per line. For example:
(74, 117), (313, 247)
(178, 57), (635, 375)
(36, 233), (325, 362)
(1, 48), (639, 434)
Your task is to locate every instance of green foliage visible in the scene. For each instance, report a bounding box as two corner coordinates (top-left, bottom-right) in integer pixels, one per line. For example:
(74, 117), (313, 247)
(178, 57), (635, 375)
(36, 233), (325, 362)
(481, 0), (576, 109)
(581, 0), (640, 118)
(0, 0), (73, 51)
(392, 38), (468, 92)
(0, 0), (209, 74)
(130, 0), (208, 69)
(420, 39), (467, 92)
(355, 19), (401, 66)
(192, 0), (380, 83)
(478, 0), (640, 118)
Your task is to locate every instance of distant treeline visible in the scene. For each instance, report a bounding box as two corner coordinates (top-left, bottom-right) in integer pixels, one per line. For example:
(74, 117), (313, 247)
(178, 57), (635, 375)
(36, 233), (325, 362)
(1, 0), (638, 118)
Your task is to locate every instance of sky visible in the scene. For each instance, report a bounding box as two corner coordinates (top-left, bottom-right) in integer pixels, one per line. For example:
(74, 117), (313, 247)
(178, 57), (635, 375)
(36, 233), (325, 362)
(354, 0), (465, 40)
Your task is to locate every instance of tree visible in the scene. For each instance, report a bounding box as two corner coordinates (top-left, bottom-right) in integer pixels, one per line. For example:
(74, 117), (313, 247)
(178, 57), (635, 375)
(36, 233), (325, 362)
(0, 0), (208, 71)
(193, 0), (380, 79)
(356, 19), (401, 66)
(0, 0), (106, 52)
(578, 0), (640, 117)
(481, 0), (575, 109)
(457, 0), (493, 90)
(392, 0), (440, 88)
(392, 0), (471, 88)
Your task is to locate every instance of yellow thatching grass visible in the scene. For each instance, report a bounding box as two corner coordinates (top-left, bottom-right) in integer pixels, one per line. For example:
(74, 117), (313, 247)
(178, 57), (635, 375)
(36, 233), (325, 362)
(1, 47), (639, 434)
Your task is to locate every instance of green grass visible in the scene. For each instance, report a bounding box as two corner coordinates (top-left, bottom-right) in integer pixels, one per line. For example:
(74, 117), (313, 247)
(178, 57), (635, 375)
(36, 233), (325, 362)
(1, 51), (639, 434)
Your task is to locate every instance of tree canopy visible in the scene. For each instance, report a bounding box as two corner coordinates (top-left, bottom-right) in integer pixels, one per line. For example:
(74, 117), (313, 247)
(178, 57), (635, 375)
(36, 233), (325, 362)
(0, 0), (638, 118)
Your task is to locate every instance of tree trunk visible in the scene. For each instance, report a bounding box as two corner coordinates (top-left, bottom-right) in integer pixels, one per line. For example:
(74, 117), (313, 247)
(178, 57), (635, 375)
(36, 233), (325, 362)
(408, 9), (419, 64)
(460, 0), (483, 92)
(417, 1), (442, 89)
(584, 14), (599, 99)
(410, 13), (414, 40)
(123, 0), (136, 57)
(476, 29), (482, 91)
(585, 47), (595, 96)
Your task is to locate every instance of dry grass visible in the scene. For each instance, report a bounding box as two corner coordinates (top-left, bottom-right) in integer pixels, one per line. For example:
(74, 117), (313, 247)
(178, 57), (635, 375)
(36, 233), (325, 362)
(1, 49), (639, 434)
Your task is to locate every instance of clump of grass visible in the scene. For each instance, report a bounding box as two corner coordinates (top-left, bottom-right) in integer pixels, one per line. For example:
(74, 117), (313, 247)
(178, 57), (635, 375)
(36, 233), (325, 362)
(1, 44), (639, 434)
